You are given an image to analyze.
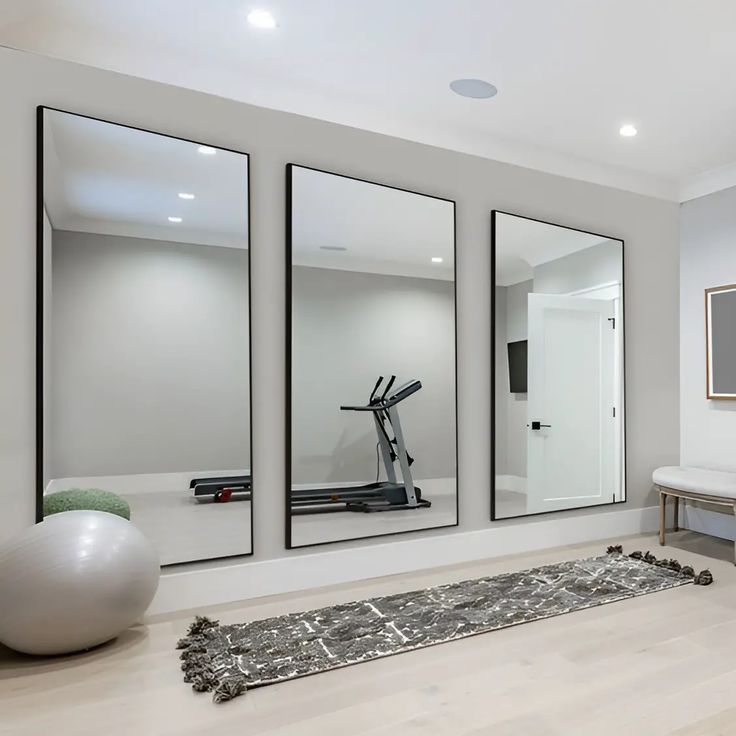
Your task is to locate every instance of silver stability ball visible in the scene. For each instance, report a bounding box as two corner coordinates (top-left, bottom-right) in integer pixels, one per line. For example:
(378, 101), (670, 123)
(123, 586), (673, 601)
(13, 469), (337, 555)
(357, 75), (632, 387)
(0, 510), (160, 655)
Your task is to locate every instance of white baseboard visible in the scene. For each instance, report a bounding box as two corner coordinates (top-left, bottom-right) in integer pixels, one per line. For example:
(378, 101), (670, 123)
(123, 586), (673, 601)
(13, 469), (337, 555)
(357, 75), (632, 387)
(148, 505), (660, 616)
(681, 504), (736, 541)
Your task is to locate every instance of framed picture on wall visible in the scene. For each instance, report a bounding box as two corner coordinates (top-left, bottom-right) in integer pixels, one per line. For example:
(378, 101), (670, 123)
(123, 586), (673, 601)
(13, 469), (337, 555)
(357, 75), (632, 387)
(706, 284), (736, 399)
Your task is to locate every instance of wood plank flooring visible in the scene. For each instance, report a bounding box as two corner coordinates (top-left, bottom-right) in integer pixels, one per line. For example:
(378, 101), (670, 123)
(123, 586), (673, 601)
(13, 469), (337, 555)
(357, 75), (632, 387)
(1, 531), (735, 736)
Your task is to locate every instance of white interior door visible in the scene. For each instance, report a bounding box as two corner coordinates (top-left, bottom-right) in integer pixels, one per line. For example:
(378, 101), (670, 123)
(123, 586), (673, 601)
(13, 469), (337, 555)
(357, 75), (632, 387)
(526, 293), (617, 514)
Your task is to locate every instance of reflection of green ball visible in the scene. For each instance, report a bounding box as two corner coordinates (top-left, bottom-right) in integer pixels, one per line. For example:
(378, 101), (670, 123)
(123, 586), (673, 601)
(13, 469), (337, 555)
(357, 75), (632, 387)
(43, 488), (131, 520)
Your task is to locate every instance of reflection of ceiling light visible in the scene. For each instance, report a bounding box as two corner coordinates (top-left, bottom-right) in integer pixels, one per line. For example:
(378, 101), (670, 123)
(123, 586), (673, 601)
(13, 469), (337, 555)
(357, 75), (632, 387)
(247, 9), (277, 28)
(168, 216), (182, 223)
(619, 124), (638, 137)
(320, 246), (347, 251)
(450, 79), (498, 99)
(178, 192), (195, 200)
(431, 257), (444, 263)
(198, 145), (217, 155)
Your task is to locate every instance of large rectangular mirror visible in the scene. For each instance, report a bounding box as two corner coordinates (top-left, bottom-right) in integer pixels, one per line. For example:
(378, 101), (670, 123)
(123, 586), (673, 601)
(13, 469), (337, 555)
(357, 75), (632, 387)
(38, 107), (252, 565)
(286, 164), (458, 548)
(492, 211), (626, 519)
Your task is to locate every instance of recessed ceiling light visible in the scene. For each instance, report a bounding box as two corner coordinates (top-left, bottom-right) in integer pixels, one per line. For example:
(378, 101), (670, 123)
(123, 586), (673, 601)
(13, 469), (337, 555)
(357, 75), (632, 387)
(168, 216), (182, 223)
(178, 192), (195, 200)
(450, 79), (498, 99)
(619, 124), (638, 138)
(198, 145), (217, 155)
(431, 257), (444, 263)
(320, 245), (347, 252)
(247, 9), (277, 29)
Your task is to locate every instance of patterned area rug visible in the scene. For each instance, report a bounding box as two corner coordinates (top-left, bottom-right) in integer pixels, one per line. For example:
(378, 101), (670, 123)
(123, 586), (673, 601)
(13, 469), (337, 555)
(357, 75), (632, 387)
(177, 548), (712, 702)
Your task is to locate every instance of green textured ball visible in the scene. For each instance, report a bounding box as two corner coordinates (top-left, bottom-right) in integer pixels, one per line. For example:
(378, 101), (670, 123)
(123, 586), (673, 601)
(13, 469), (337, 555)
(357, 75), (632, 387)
(43, 488), (131, 520)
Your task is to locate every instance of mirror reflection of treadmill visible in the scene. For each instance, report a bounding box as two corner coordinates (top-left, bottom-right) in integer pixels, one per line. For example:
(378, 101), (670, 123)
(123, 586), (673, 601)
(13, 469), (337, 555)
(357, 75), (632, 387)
(291, 376), (431, 514)
(190, 475), (252, 503)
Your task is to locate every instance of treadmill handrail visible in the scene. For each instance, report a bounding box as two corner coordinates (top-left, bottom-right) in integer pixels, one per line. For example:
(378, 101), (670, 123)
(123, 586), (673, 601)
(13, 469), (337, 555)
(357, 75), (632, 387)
(379, 375), (396, 402)
(368, 376), (384, 404)
(341, 379), (421, 411)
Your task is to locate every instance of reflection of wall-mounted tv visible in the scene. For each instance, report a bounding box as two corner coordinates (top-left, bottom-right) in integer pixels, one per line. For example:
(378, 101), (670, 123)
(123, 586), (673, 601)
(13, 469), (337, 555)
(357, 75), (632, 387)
(507, 340), (528, 393)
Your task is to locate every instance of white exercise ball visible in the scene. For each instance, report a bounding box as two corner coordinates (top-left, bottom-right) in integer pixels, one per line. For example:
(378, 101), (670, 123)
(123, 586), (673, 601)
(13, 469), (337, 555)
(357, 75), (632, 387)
(0, 510), (160, 655)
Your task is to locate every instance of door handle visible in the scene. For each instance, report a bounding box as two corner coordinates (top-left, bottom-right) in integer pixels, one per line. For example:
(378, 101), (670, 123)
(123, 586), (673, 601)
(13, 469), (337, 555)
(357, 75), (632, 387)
(530, 421), (551, 430)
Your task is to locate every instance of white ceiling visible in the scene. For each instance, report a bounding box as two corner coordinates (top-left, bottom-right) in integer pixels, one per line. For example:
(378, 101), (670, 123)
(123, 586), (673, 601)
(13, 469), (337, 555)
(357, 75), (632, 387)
(5, 1), (736, 201)
(291, 166), (454, 280)
(495, 212), (611, 286)
(44, 111), (453, 277)
(44, 108), (250, 248)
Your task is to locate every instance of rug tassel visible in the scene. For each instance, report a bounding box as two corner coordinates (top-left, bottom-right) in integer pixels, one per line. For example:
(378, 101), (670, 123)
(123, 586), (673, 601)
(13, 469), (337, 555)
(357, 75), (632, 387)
(186, 615), (221, 637)
(212, 678), (248, 703)
(175, 615), (224, 695)
(606, 546), (713, 585)
(694, 570), (713, 585)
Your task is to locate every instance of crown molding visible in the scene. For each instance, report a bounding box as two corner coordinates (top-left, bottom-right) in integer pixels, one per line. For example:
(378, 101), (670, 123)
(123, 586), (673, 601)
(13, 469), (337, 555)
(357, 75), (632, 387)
(679, 162), (736, 202)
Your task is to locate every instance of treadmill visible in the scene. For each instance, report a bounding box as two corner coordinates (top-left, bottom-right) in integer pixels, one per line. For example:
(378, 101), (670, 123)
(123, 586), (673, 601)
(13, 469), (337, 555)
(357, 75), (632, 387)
(190, 474), (252, 503)
(291, 376), (431, 514)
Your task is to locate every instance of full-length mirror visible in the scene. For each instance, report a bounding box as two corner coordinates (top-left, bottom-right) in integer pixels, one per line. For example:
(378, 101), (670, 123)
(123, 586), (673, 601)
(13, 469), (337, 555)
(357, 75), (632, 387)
(492, 211), (625, 519)
(38, 108), (252, 565)
(286, 165), (457, 548)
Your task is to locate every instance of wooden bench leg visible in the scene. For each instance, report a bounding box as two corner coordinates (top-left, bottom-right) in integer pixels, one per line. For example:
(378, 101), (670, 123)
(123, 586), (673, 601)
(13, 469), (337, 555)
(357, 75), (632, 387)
(673, 496), (679, 532)
(659, 491), (666, 546)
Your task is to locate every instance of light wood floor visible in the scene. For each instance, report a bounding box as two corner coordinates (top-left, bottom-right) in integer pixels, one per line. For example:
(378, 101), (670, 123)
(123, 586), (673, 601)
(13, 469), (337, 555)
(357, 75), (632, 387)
(2, 531), (735, 736)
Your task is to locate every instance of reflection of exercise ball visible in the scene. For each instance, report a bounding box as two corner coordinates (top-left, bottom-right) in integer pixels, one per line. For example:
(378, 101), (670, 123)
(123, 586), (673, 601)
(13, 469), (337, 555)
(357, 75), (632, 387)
(0, 511), (160, 655)
(44, 488), (131, 520)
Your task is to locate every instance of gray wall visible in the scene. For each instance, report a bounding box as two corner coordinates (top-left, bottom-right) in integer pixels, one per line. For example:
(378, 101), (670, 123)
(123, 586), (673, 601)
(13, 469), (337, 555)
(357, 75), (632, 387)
(292, 267), (455, 484)
(681, 186), (736, 471)
(534, 239), (622, 295)
(502, 280), (532, 478)
(507, 280), (532, 340)
(51, 232), (453, 482)
(50, 230), (250, 477)
(0, 48), (679, 564)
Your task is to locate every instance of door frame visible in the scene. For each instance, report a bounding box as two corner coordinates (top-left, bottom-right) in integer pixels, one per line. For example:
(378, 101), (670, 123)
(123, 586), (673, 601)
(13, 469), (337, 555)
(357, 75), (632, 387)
(565, 282), (625, 503)
(490, 210), (627, 521)
(525, 292), (617, 514)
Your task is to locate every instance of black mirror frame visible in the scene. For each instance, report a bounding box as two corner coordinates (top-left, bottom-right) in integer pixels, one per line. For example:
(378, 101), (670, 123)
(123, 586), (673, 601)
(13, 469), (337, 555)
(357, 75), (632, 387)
(490, 209), (627, 521)
(285, 163), (459, 549)
(36, 105), (255, 565)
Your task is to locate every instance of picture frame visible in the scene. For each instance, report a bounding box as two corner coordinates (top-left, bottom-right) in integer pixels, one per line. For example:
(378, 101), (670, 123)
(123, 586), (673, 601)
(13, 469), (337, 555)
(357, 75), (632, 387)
(706, 283), (736, 400)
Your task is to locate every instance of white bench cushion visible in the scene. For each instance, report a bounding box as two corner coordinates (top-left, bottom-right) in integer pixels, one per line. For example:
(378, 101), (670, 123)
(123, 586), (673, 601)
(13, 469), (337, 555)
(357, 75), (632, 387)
(653, 466), (736, 499)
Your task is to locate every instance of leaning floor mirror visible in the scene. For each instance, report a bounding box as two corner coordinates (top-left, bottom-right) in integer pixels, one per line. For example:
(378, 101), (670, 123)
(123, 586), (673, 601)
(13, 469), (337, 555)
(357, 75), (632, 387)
(491, 211), (626, 520)
(38, 107), (252, 565)
(286, 164), (458, 548)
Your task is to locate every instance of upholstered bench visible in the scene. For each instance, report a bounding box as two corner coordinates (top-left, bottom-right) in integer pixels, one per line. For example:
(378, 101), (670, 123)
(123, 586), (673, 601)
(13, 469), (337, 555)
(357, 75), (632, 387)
(653, 466), (736, 564)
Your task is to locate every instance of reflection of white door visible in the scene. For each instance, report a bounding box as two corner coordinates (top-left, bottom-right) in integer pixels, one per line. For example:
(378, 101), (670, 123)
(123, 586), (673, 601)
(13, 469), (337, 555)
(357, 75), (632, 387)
(526, 293), (616, 514)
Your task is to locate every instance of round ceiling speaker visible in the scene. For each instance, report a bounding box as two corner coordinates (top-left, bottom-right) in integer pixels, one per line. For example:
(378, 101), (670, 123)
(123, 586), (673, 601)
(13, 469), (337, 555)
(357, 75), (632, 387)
(450, 79), (498, 99)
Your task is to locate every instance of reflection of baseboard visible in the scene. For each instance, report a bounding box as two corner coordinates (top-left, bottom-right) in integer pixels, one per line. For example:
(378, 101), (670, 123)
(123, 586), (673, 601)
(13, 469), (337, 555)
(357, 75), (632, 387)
(495, 474), (527, 494)
(46, 469), (251, 496)
(149, 504), (660, 616)
(681, 505), (736, 541)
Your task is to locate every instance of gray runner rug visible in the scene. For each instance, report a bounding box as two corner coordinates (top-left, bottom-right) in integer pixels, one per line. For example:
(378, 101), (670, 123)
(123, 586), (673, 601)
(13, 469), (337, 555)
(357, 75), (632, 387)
(177, 547), (712, 702)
